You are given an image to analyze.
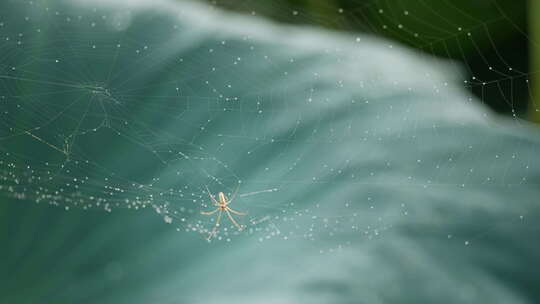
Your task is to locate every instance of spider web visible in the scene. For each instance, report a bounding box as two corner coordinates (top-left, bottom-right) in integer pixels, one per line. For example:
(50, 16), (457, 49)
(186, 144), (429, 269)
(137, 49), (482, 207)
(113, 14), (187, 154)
(0, 0), (538, 249)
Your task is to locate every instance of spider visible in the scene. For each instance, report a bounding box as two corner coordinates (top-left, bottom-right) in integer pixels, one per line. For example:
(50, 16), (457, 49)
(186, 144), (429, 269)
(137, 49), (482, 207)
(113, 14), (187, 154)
(201, 186), (246, 240)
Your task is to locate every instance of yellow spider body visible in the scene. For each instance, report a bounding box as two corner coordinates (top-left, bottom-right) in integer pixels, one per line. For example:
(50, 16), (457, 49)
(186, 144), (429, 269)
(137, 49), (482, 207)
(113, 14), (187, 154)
(201, 187), (246, 240)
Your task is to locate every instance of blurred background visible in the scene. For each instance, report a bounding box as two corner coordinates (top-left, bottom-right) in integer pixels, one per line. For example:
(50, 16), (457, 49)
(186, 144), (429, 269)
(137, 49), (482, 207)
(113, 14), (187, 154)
(1, 0), (540, 303)
(205, 0), (535, 121)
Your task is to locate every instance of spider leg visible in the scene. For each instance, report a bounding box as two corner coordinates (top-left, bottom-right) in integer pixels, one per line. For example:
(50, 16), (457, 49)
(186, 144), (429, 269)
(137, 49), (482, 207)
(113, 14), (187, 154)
(226, 184), (241, 205)
(205, 186), (219, 205)
(207, 210), (223, 240)
(201, 208), (219, 215)
(227, 207), (246, 216)
(225, 209), (243, 230)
